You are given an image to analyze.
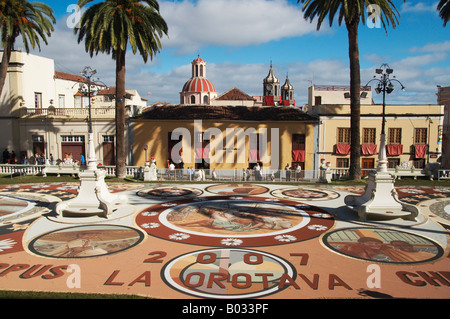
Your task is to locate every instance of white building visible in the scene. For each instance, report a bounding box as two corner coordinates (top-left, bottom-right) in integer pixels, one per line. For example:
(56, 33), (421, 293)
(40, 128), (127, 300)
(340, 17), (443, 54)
(0, 51), (147, 165)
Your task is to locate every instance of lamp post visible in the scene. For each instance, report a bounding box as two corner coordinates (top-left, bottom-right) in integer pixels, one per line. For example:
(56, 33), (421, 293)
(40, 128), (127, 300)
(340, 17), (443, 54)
(54, 67), (128, 220)
(78, 66), (108, 170)
(366, 64), (405, 172)
(344, 64), (418, 222)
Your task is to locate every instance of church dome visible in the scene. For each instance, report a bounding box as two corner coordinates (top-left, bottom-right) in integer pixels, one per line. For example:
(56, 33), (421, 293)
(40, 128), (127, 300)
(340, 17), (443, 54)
(180, 56), (217, 105)
(182, 77), (216, 93)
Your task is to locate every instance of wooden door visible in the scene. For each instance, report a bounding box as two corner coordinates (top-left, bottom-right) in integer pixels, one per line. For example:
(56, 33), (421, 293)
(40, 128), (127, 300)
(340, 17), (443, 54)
(361, 158), (375, 177)
(103, 142), (115, 166)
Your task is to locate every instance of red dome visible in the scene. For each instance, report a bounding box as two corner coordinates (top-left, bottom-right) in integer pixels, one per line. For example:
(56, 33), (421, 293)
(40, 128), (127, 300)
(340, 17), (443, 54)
(182, 77), (216, 93)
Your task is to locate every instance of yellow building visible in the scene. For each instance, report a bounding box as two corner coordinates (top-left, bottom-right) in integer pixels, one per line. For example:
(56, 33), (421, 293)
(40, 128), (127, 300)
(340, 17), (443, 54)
(306, 85), (444, 174)
(132, 105), (318, 174)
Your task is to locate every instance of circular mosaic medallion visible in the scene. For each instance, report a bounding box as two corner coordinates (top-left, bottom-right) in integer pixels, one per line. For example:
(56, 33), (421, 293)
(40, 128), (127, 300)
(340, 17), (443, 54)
(271, 187), (340, 201)
(162, 248), (296, 299)
(322, 227), (444, 264)
(28, 224), (144, 258)
(136, 196), (334, 247)
(205, 184), (269, 195)
(137, 186), (203, 199)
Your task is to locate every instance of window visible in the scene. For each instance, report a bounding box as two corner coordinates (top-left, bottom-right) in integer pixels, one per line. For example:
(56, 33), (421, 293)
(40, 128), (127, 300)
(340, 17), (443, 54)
(62, 136), (85, 142)
(292, 134), (305, 150)
(414, 159), (425, 169)
(414, 128), (427, 144)
(58, 95), (65, 108)
(336, 158), (349, 168)
(34, 92), (42, 108)
(103, 135), (114, 143)
(74, 95), (82, 108)
(388, 158), (400, 168)
(388, 128), (402, 144)
(314, 96), (322, 105)
(203, 95), (209, 104)
(362, 128), (376, 144)
(190, 95), (195, 104)
(337, 128), (350, 144)
(32, 135), (44, 142)
(82, 96), (90, 108)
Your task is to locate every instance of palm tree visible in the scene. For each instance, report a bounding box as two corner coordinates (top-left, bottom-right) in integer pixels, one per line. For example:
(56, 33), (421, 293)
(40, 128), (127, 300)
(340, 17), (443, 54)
(438, 0), (450, 26)
(0, 0), (55, 96)
(75, 0), (168, 178)
(298, 0), (403, 180)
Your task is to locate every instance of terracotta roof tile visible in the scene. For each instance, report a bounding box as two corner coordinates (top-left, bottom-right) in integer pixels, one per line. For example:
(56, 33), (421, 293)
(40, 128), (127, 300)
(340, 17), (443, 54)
(138, 105), (317, 122)
(215, 87), (255, 101)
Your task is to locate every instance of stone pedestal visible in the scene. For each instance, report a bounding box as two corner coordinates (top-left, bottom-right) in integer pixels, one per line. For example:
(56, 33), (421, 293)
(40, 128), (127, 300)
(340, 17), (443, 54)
(55, 169), (126, 218)
(344, 133), (419, 221)
(344, 170), (419, 221)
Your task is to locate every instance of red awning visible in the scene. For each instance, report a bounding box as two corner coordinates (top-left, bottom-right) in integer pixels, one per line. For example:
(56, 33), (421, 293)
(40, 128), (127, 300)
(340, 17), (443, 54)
(414, 144), (427, 159)
(386, 144), (403, 156)
(292, 150), (305, 162)
(361, 144), (377, 155)
(335, 144), (350, 155)
(195, 147), (209, 159)
(249, 149), (260, 162)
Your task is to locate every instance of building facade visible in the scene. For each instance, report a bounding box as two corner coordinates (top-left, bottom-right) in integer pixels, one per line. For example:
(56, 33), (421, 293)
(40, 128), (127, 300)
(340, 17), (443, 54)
(132, 105), (318, 173)
(0, 51), (147, 165)
(306, 84), (444, 173)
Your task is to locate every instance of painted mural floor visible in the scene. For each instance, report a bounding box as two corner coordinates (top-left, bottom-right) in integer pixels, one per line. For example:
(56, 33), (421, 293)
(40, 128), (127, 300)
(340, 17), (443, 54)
(0, 181), (449, 303)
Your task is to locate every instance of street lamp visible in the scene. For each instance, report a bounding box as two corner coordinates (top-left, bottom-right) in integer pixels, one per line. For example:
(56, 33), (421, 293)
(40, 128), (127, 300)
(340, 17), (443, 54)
(55, 67), (127, 219)
(78, 66), (108, 170)
(344, 64), (418, 222)
(365, 63), (405, 172)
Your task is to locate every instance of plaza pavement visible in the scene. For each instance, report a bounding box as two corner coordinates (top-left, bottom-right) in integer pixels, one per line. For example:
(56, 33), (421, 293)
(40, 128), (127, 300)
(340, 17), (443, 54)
(0, 180), (449, 306)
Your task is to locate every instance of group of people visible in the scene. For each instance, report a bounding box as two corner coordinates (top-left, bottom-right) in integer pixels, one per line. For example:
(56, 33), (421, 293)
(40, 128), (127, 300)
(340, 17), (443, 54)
(285, 163), (303, 181)
(2, 149), (17, 164)
(2, 148), (47, 165)
(1, 148), (87, 166)
(159, 159), (305, 182)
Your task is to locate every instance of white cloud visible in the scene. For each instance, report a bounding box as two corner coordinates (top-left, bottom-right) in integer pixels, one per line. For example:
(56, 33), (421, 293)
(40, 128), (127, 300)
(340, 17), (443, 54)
(160, 0), (319, 54)
(411, 40), (450, 53)
(401, 2), (439, 13)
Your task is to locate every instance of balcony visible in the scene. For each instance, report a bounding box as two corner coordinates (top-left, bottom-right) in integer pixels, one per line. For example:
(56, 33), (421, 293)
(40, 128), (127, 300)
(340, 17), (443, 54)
(20, 107), (116, 118)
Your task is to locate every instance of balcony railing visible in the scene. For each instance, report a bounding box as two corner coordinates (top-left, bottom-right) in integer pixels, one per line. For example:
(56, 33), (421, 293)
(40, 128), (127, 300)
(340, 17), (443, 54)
(0, 164), (378, 182)
(22, 107), (116, 117)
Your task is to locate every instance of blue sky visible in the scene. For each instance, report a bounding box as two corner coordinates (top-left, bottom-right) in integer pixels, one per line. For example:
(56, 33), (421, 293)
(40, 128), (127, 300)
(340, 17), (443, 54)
(30, 0), (449, 105)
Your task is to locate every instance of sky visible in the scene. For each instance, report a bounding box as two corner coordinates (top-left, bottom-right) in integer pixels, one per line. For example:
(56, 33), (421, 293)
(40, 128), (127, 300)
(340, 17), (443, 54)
(27, 0), (450, 106)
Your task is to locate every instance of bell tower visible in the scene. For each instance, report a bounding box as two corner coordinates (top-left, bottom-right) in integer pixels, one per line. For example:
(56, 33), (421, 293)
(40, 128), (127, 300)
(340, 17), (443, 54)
(281, 73), (295, 106)
(263, 62), (280, 106)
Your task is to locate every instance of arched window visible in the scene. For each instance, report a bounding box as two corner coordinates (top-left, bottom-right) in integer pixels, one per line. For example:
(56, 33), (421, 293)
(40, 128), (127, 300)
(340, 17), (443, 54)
(200, 65), (204, 77)
(203, 95), (208, 104)
(190, 95), (196, 104)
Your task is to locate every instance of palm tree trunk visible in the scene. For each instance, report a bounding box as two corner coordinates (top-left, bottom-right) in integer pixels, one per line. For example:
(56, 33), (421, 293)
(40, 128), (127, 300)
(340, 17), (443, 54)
(0, 38), (13, 97)
(346, 18), (362, 181)
(115, 48), (127, 178)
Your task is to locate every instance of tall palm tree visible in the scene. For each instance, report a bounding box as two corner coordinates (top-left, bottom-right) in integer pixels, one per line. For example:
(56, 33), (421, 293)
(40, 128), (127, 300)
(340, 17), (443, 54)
(0, 0), (55, 96)
(75, 0), (168, 178)
(438, 0), (450, 26)
(298, 0), (403, 180)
